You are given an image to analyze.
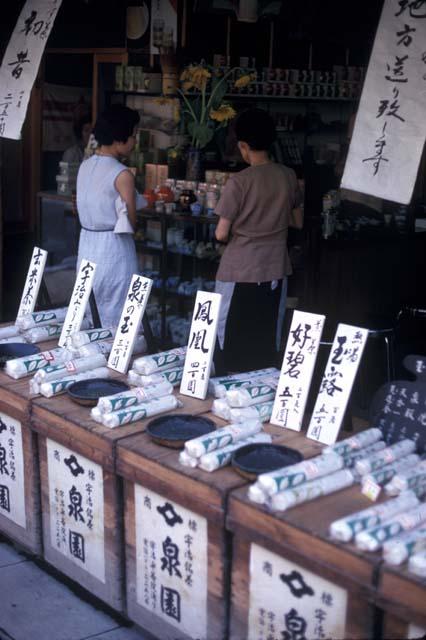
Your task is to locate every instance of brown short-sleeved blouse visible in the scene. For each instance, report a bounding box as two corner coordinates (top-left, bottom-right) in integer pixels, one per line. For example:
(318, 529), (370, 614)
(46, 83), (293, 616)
(215, 162), (301, 283)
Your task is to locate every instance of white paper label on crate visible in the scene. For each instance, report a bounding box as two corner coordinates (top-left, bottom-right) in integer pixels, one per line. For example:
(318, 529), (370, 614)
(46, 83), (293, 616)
(271, 311), (325, 431)
(135, 485), (207, 639)
(108, 274), (152, 374)
(307, 324), (369, 445)
(0, 413), (26, 528)
(180, 291), (222, 400)
(46, 440), (105, 583)
(248, 544), (348, 640)
(0, 0), (63, 141)
(17, 247), (48, 318)
(408, 623), (426, 639)
(59, 260), (96, 347)
(341, 0), (426, 205)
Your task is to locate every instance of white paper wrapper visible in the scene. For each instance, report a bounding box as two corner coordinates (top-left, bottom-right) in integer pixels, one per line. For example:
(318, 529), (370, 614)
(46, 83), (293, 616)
(323, 427), (383, 457)
(270, 469), (354, 512)
(178, 450), (199, 468)
(208, 367), (278, 398)
(34, 354), (107, 383)
(16, 307), (69, 331)
(229, 401), (274, 424)
(5, 347), (68, 379)
(132, 347), (187, 375)
(226, 380), (278, 408)
(355, 502), (426, 552)
(211, 398), (232, 421)
(29, 378), (40, 395)
(97, 380), (173, 413)
(383, 526), (426, 565)
(90, 406), (104, 424)
(185, 419), (262, 458)
(384, 459), (426, 495)
(408, 550), (426, 577)
(69, 327), (115, 348)
(23, 323), (63, 343)
(361, 454), (420, 488)
(329, 490), (420, 543)
(102, 394), (181, 428)
(342, 441), (386, 468)
(248, 483), (269, 505)
(39, 366), (110, 398)
(0, 324), (20, 339)
(257, 452), (344, 496)
(355, 439), (416, 476)
(127, 365), (183, 387)
(77, 339), (114, 357)
(0, 336), (26, 344)
(198, 432), (272, 472)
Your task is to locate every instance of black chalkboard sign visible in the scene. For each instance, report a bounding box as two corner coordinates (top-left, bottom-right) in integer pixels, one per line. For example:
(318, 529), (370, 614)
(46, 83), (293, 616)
(370, 355), (426, 454)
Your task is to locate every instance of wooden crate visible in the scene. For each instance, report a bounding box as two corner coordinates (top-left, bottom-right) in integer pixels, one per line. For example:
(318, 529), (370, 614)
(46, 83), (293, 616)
(377, 564), (426, 639)
(0, 337), (57, 554)
(31, 387), (211, 613)
(227, 457), (382, 639)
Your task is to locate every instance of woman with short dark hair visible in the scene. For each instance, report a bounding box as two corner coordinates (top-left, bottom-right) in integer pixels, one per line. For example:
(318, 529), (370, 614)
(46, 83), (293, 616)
(76, 104), (144, 328)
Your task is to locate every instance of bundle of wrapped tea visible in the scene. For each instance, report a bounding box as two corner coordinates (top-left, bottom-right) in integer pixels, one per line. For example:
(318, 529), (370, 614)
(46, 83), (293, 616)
(342, 441), (386, 468)
(383, 526), (426, 565)
(69, 327), (115, 348)
(408, 549), (426, 577)
(184, 419), (262, 458)
(39, 366), (110, 398)
(101, 394), (181, 428)
(29, 354), (107, 395)
(211, 398), (232, 421)
(5, 347), (68, 379)
(96, 380), (173, 413)
(355, 501), (426, 552)
(0, 324), (20, 340)
(16, 307), (68, 331)
(132, 347), (187, 375)
(76, 338), (114, 357)
(197, 432), (272, 472)
(355, 439), (416, 476)
(23, 323), (63, 343)
(329, 490), (421, 542)
(269, 469), (355, 512)
(229, 401), (274, 424)
(323, 427), (383, 457)
(225, 379), (278, 408)
(208, 368), (279, 398)
(128, 365), (183, 387)
(361, 454), (420, 489)
(384, 459), (426, 496)
(0, 336), (26, 344)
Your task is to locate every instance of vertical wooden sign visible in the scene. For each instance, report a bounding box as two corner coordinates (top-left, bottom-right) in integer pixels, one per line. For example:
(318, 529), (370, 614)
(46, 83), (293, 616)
(16, 246), (48, 318)
(58, 260), (96, 347)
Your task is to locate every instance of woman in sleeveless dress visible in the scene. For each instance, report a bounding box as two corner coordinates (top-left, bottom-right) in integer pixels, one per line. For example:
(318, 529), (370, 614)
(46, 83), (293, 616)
(76, 105), (142, 329)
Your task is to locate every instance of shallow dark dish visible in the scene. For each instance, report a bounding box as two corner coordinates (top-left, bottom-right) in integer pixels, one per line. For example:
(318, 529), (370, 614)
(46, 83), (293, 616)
(147, 413), (215, 449)
(0, 343), (40, 368)
(232, 443), (303, 480)
(67, 378), (130, 407)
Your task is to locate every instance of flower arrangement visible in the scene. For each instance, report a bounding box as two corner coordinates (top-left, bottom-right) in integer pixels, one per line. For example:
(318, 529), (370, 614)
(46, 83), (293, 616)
(178, 63), (256, 149)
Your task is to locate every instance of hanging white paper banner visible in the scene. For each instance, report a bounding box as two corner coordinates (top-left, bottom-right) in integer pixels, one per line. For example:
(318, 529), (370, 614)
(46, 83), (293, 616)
(0, 0), (63, 140)
(271, 311), (325, 431)
(341, 0), (426, 204)
(16, 246), (48, 319)
(108, 274), (152, 374)
(58, 260), (96, 347)
(180, 291), (222, 400)
(307, 324), (369, 445)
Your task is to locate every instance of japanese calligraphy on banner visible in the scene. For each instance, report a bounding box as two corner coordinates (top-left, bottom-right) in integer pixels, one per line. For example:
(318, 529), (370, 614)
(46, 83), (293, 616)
(0, 0), (63, 140)
(108, 274), (152, 374)
(59, 260), (96, 347)
(248, 544), (348, 640)
(17, 246), (48, 318)
(150, 0), (178, 54)
(341, 0), (426, 204)
(46, 439), (105, 582)
(135, 485), (208, 639)
(0, 413), (26, 528)
(271, 311), (325, 431)
(307, 324), (369, 445)
(180, 291), (222, 400)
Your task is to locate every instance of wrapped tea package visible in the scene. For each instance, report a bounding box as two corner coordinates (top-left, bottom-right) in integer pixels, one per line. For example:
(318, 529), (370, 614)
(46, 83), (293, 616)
(40, 366), (110, 398)
(270, 469), (354, 512)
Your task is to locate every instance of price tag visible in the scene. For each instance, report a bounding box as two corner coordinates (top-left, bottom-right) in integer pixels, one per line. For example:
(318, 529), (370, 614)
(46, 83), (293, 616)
(362, 477), (381, 502)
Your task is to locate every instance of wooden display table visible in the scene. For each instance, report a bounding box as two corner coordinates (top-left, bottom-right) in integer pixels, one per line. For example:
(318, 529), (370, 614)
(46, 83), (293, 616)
(377, 563), (426, 639)
(31, 386), (210, 613)
(0, 338), (58, 553)
(227, 467), (382, 639)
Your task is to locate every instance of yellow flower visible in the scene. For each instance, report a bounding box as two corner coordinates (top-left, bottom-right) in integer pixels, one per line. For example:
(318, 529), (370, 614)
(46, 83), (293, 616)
(181, 80), (194, 93)
(210, 104), (237, 122)
(187, 65), (211, 90)
(234, 72), (256, 89)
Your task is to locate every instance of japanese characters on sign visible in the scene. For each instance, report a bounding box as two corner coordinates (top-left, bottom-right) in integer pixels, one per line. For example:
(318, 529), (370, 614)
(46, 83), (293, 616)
(47, 440), (105, 582)
(0, 413), (26, 528)
(58, 260), (96, 347)
(307, 324), (369, 445)
(341, 0), (426, 204)
(0, 0), (63, 140)
(180, 291), (222, 400)
(107, 275), (152, 374)
(271, 311), (325, 431)
(16, 246), (48, 319)
(135, 485), (207, 639)
(248, 544), (348, 640)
